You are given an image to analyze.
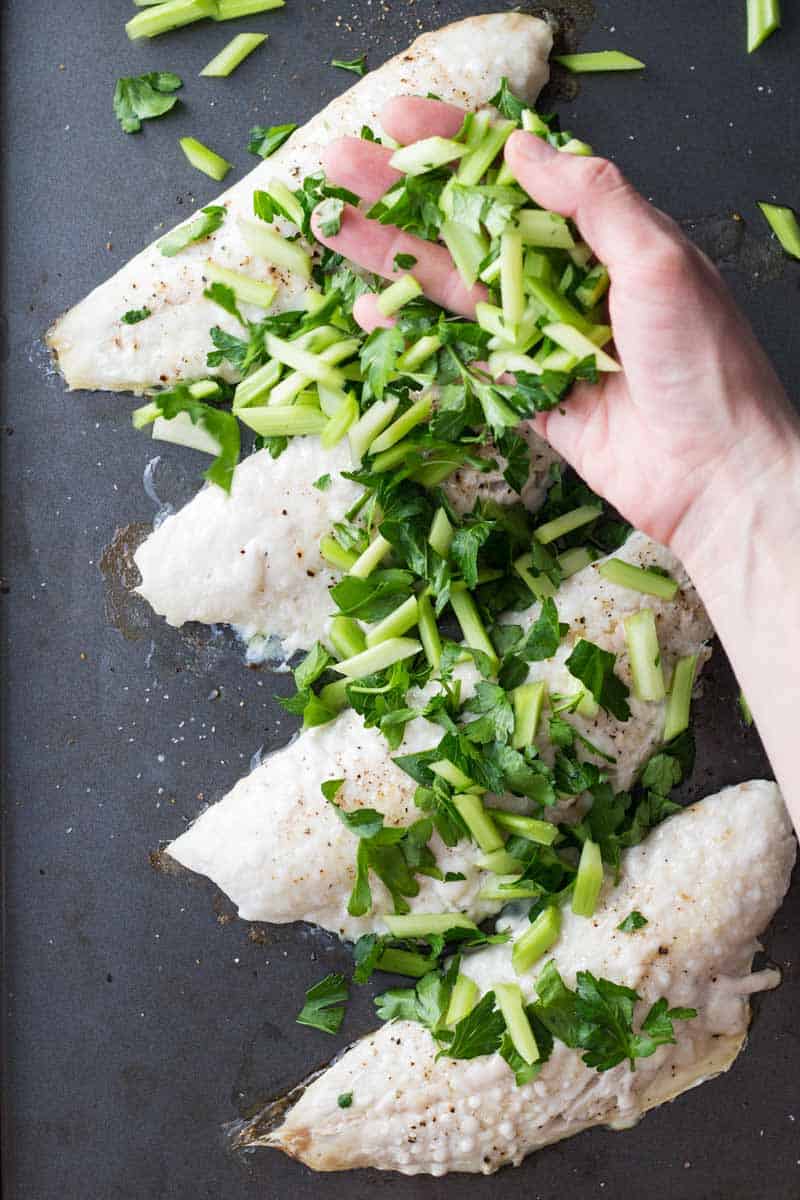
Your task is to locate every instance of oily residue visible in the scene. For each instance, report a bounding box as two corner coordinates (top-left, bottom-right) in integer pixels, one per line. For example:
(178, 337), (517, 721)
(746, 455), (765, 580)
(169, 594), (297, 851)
(681, 214), (790, 286)
(530, 1), (597, 103)
(148, 846), (188, 878)
(230, 1062), (330, 1144)
(99, 522), (152, 641)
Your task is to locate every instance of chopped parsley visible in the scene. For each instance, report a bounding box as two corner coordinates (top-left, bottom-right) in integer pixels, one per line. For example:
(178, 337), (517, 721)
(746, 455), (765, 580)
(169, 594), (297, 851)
(158, 206), (225, 258)
(121, 307), (151, 325)
(296, 973), (350, 1035)
(247, 122), (297, 159)
(313, 473), (332, 491)
(617, 910), (648, 932)
(565, 639), (631, 722)
(113, 72), (182, 134)
(337, 1092), (353, 1108)
(331, 55), (367, 77)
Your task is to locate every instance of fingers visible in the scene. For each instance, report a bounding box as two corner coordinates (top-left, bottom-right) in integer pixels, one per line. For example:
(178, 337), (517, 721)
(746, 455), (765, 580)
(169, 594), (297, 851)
(380, 96), (465, 144)
(322, 138), (401, 207)
(504, 132), (681, 273)
(312, 205), (487, 319)
(353, 293), (396, 333)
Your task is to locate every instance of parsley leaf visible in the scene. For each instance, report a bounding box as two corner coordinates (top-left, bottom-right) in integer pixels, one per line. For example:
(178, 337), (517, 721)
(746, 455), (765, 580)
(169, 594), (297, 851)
(317, 196), (345, 236)
(488, 77), (527, 123)
(247, 123), (297, 158)
(149, 384), (239, 492)
(337, 1092), (353, 1108)
(331, 55), (367, 76)
(360, 327), (405, 400)
(451, 520), (493, 588)
(462, 682), (515, 744)
(294, 642), (333, 690)
(439, 991), (506, 1060)
(296, 972), (349, 1035)
(313, 473), (332, 491)
(203, 282), (244, 326)
(113, 72), (182, 134)
(566, 639), (631, 722)
(522, 597), (568, 661)
(617, 910), (648, 932)
(393, 253), (418, 270)
(158, 206), (226, 258)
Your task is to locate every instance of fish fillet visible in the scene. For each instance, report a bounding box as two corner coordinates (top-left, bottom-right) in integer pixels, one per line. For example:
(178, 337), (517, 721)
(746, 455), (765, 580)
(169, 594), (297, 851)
(46, 14), (552, 394)
(251, 780), (795, 1175)
(167, 532), (712, 939)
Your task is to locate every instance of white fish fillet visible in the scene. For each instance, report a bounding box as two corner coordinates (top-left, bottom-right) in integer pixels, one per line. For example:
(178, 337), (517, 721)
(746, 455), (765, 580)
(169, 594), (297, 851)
(257, 780), (795, 1175)
(167, 532), (712, 939)
(46, 14), (552, 394)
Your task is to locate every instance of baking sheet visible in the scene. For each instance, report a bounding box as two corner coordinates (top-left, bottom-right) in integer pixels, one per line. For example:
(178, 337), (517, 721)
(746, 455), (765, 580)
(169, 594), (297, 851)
(2, 1), (799, 1197)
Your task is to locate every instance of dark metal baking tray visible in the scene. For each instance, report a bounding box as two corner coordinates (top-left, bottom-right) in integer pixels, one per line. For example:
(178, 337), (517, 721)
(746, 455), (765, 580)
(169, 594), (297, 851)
(2, 1), (798, 1197)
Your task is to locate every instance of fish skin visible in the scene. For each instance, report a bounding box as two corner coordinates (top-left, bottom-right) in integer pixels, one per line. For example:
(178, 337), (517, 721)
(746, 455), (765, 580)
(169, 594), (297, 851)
(46, 14), (552, 394)
(260, 781), (795, 1175)
(167, 532), (713, 940)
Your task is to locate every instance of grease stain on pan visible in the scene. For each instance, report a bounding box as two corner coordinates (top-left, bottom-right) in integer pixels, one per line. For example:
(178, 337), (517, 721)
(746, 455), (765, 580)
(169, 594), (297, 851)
(681, 213), (790, 284)
(530, 1), (597, 102)
(98, 522), (152, 642)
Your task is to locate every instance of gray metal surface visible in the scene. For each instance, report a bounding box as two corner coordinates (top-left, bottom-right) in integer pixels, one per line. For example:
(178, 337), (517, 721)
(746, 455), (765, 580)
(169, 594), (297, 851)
(2, 2), (798, 1197)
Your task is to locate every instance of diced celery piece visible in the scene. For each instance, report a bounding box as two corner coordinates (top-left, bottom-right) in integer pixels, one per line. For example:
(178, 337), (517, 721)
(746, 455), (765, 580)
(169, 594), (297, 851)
(319, 535), (357, 572)
(330, 615), (366, 660)
(416, 593), (442, 671)
(126, 0), (216, 40)
(238, 218), (311, 279)
(475, 301), (514, 343)
(370, 395), (433, 455)
(512, 907), (561, 975)
(445, 975), (479, 1025)
(321, 392), (358, 449)
(348, 534), (392, 580)
(319, 678), (350, 714)
(214, 0), (285, 17)
(332, 637), (421, 679)
(180, 137), (232, 182)
(758, 201), (800, 258)
(513, 553), (556, 601)
(365, 596), (419, 647)
(487, 350), (541, 379)
(377, 274), (422, 317)
(521, 109), (550, 136)
(491, 811), (558, 845)
(598, 558), (679, 599)
(479, 875), (542, 902)
(542, 322), (621, 371)
(535, 505), (602, 545)
(624, 609), (666, 702)
(554, 51), (645, 72)
(559, 138), (594, 156)
(440, 220), (490, 290)
(456, 120), (515, 187)
(265, 333), (344, 385)
(569, 241), (594, 268)
(397, 335), (441, 372)
(260, 178), (305, 228)
(747, 0), (782, 52)
(232, 359), (282, 409)
(512, 681), (546, 748)
(269, 337), (358, 408)
(500, 229), (525, 327)
(663, 653), (698, 742)
(205, 260), (277, 309)
(449, 590), (499, 671)
(477, 850), (526, 875)
(200, 32), (267, 77)
(152, 411), (221, 456)
(557, 546), (597, 578)
(238, 406), (327, 438)
(525, 278), (592, 332)
(428, 508), (454, 559)
(430, 760), (478, 792)
(571, 839), (603, 917)
(348, 397), (399, 464)
(383, 912), (479, 939)
(494, 982), (539, 1064)
(452, 794), (505, 854)
(516, 209), (575, 249)
(390, 137), (469, 176)
(575, 264), (610, 310)
(376, 948), (434, 978)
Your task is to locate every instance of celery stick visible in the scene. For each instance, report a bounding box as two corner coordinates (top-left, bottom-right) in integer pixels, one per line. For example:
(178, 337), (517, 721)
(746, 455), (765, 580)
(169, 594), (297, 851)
(535, 505), (602, 546)
(260, 178), (305, 228)
(598, 558), (679, 599)
(369, 395), (433, 455)
(411, 458), (461, 488)
(376, 949), (435, 978)
(512, 907), (561, 975)
(376, 275), (422, 317)
(239, 218), (311, 279)
(180, 137), (232, 182)
(456, 120), (515, 187)
(449, 590), (499, 671)
(513, 553), (556, 601)
(624, 609), (666, 702)
(265, 334), (343, 385)
(152, 411), (221, 455)
(526, 278), (592, 332)
(349, 534), (392, 580)
(200, 32), (267, 76)
(365, 596), (419, 647)
(397, 335), (442, 372)
(512, 681), (546, 749)
(233, 359), (282, 408)
(428, 508), (454, 559)
(441, 221), (490, 290)
(390, 137), (469, 176)
(269, 338), (359, 408)
(494, 983), (539, 1064)
(521, 109), (550, 136)
(542, 322), (621, 371)
(491, 811), (558, 845)
(475, 301), (514, 343)
(205, 259), (276, 309)
(554, 51), (645, 72)
(409, 593), (439, 671)
(445, 975), (479, 1025)
(739, 689), (754, 727)
(663, 653), (698, 742)
(383, 913), (479, 939)
(557, 546), (596, 578)
(576, 688), (600, 719)
(321, 392), (358, 449)
(479, 875), (542, 902)
(569, 241), (594, 268)
(500, 229), (525, 327)
(452, 794), (505, 854)
(487, 350), (541, 379)
(126, 0), (216, 39)
(477, 850), (525, 875)
(559, 138), (594, 156)
(572, 839), (603, 917)
(430, 760), (478, 792)
(349, 398), (400, 464)
(516, 209), (575, 249)
(238, 406), (327, 438)
(369, 441), (415, 473)
(332, 637), (421, 678)
(575, 264), (610, 309)
(319, 535), (357, 572)
(747, 0), (781, 52)
(330, 615), (366, 660)
(214, 0), (285, 17)
(319, 678), (349, 714)
(758, 201), (800, 258)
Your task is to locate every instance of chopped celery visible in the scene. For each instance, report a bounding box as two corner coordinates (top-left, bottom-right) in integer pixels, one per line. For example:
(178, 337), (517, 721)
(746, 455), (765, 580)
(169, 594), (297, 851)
(598, 558), (679, 599)
(369, 395), (433, 455)
(238, 406), (327, 438)
(319, 678), (349, 714)
(365, 596), (419, 647)
(383, 912), (479, 939)
(491, 811), (558, 846)
(624, 609), (666, 702)
(494, 983), (539, 1064)
(512, 907), (561, 975)
(126, 0), (216, 39)
(479, 875), (542, 902)
(445, 975), (479, 1025)
(559, 138), (594, 156)
(525, 278), (592, 332)
(179, 137), (232, 182)
(554, 51), (645, 72)
(663, 653), (698, 742)
(269, 337), (358, 408)
(475, 301), (514, 343)
(214, 0), (285, 17)
(319, 535), (357, 572)
(330, 615), (366, 660)
(238, 218), (311, 279)
(452, 794), (505, 854)
(200, 32), (267, 76)
(348, 397), (399, 464)
(542, 322), (621, 371)
(456, 120), (515, 187)
(575, 264), (610, 309)
(477, 849), (526, 875)
(233, 359), (282, 408)
(265, 334), (343, 385)
(205, 260), (276, 309)
(513, 553), (556, 601)
(369, 441), (416, 473)
(758, 201), (800, 259)
(349, 534), (392, 580)
(449, 589), (499, 671)
(376, 274), (422, 317)
(487, 350), (541, 379)
(512, 681), (546, 749)
(747, 0), (781, 52)
(569, 241), (594, 268)
(152, 411), (221, 455)
(557, 546), (597, 577)
(376, 948), (434, 978)
(390, 137), (469, 176)
(428, 508), (454, 559)
(332, 637), (421, 678)
(572, 839), (603, 917)
(535, 505), (602, 546)
(260, 178), (305, 228)
(500, 229), (525, 327)
(397, 335), (441, 372)
(739, 689), (754, 727)
(321, 392), (358, 449)
(441, 221), (489, 289)
(417, 593), (442, 670)
(516, 209), (575, 249)
(430, 760), (478, 792)
(576, 688), (600, 719)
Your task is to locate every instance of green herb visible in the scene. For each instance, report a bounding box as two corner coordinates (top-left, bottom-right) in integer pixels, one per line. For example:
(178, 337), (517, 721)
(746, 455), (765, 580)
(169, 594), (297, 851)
(296, 972), (349, 1035)
(488, 77), (527, 124)
(440, 991), (506, 1059)
(313, 473), (332, 491)
(331, 54), (367, 77)
(247, 122), (297, 158)
(113, 72), (182, 134)
(337, 1092), (353, 1108)
(522, 597), (568, 661)
(317, 196), (345, 237)
(203, 281), (244, 325)
(121, 307), (152, 325)
(393, 253), (418, 271)
(617, 910), (648, 932)
(158, 205), (226, 258)
(141, 383), (240, 492)
(565, 639), (631, 722)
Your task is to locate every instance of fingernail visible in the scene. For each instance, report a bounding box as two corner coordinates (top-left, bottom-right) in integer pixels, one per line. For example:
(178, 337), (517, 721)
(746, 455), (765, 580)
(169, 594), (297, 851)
(508, 130), (557, 162)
